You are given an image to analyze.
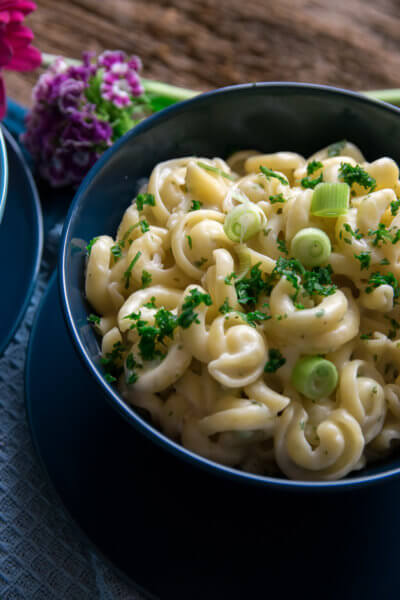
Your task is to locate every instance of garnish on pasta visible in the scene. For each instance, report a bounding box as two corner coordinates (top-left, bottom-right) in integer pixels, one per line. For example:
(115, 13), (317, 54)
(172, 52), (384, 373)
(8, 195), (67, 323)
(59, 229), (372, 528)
(85, 147), (400, 481)
(338, 162), (376, 191)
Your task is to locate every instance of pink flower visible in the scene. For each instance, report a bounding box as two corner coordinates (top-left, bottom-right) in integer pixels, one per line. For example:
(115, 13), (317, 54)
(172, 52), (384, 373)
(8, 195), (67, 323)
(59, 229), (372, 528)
(98, 50), (143, 108)
(0, 0), (41, 119)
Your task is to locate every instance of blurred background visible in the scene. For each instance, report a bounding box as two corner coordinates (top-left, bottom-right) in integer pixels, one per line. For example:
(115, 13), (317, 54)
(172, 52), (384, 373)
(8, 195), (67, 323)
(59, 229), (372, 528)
(5, 0), (400, 105)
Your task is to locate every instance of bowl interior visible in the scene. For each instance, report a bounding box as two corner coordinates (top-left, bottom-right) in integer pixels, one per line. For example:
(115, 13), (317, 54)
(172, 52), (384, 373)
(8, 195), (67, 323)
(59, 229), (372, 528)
(0, 126), (8, 224)
(60, 83), (400, 489)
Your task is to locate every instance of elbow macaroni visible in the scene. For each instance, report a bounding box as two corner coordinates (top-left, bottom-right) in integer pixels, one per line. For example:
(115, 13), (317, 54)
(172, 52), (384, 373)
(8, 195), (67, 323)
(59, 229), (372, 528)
(85, 145), (400, 481)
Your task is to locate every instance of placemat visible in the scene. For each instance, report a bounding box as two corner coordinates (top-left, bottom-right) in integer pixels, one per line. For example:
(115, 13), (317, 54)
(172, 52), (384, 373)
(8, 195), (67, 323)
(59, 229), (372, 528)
(0, 100), (144, 600)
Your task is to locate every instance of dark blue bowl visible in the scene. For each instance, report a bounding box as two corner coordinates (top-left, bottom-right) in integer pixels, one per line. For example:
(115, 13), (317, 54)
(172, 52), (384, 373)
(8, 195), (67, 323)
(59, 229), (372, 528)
(60, 82), (400, 490)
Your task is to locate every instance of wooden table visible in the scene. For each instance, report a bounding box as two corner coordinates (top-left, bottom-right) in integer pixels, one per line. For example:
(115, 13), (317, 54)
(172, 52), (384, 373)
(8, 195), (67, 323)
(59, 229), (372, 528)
(5, 0), (400, 107)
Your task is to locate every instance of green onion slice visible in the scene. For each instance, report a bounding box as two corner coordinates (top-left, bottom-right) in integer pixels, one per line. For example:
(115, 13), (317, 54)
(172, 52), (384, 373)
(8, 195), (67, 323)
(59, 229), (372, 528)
(197, 161), (236, 181)
(291, 356), (338, 400)
(311, 182), (349, 218)
(224, 203), (266, 243)
(290, 227), (331, 268)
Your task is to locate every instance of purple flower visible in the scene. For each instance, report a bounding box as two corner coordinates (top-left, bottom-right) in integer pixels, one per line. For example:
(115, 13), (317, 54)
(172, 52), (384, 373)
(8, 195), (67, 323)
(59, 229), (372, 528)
(98, 49), (143, 108)
(21, 50), (145, 188)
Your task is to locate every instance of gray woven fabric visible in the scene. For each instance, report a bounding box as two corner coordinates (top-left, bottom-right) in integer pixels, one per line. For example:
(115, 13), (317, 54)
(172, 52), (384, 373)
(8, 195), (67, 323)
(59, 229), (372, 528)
(0, 232), (143, 599)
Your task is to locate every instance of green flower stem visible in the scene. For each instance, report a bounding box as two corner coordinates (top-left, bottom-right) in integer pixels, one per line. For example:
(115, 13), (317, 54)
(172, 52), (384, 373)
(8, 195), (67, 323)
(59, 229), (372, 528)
(361, 89), (400, 106)
(41, 52), (198, 102)
(40, 53), (400, 106)
(140, 78), (197, 101)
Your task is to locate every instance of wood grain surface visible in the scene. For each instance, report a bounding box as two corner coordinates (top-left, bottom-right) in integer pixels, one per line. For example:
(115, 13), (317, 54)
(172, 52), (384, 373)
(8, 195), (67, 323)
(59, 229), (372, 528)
(4, 0), (400, 106)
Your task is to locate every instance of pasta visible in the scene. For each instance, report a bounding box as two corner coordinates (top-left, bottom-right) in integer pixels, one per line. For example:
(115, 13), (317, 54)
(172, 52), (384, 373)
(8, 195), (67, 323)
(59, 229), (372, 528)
(85, 141), (400, 481)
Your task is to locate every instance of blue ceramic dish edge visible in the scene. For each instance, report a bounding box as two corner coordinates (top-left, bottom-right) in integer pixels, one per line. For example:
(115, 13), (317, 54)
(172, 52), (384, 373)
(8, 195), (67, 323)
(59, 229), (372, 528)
(0, 125), (43, 356)
(0, 125), (8, 224)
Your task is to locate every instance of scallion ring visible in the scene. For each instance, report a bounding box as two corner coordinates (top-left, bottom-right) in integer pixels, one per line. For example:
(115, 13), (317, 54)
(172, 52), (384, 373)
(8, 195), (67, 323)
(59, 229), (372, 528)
(290, 227), (331, 268)
(224, 202), (266, 243)
(311, 182), (350, 218)
(291, 356), (338, 401)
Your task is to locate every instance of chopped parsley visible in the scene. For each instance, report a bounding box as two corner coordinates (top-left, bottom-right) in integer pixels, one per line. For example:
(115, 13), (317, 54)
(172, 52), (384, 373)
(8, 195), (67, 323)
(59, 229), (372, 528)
(190, 200), (203, 211)
(186, 235), (192, 249)
(294, 302), (305, 310)
(219, 298), (232, 314)
(126, 353), (139, 385)
(354, 251), (371, 271)
(123, 251), (142, 289)
(86, 237), (99, 256)
(301, 173), (323, 189)
(127, 372), (138, 385)
(360, 333), (373, 340)
(87, 313), (101, 325)
(391, 200), (400, 217)
(385, 316), (400, 340)
(272, 257), (305, 297)
(155, 308), (178, 343)
(140, 219), (150, 233)
(101, 341), (126, 383)
(380, 258), (390, 266)
(126, 353), (136, 370)
(224, 272), (237, 285)
(245, 310), (271, 326)
(327, 140), (346, 157)
(264, 349), (286, 373)
(302, 265), (337, 297)
(269, 193), (286, 204)
(343, 224), (363, 241)
(235, 257), (337, 308)
(218, 301), (271, 326)
(365, 271), (400, 299)
(137, 323), (162, 361)
(392, 229), (400, 245)
(122, 291), (213, 365)
(277, 238), (288, 255)
(136, 193), (155, 211)
(259, 165), (288, 186)
(300, 161), (324, 189)
(177, 289), (212, 329)
(124, 310), (175, 362)
(144, 297), (157, 309)
(141, 270), (152, 288)
(368, 224), (398, 247)
(368, 224), (392, 247)
(123, 311), (141, 324)
(197, 161), (235, 181)
(307, 160), (323, 175)
(235, 263), (268, 306)
(338, 163), (376, 191)
(111, 241), (123, 260)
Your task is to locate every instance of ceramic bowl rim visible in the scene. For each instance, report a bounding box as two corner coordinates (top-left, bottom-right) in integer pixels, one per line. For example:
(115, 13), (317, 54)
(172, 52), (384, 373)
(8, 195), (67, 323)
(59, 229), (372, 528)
(0, 125), (9, 224)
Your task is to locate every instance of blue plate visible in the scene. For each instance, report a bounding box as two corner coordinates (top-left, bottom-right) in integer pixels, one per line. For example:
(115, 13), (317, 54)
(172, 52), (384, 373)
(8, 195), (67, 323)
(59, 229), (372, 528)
(0, 126), (42, 355)
(0, 126), (8, 224)
(25, 274), (400, 599)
